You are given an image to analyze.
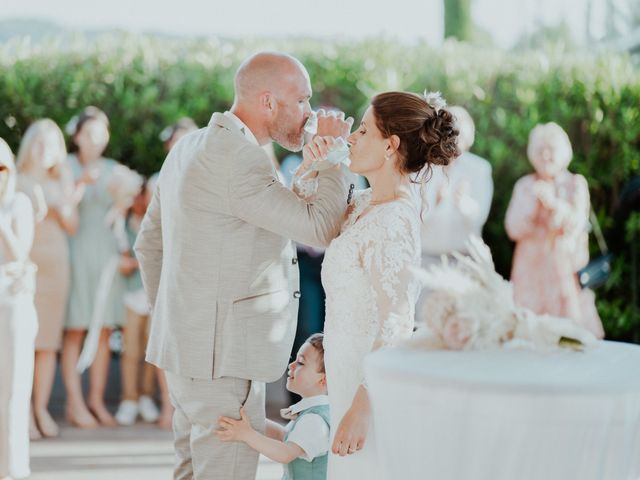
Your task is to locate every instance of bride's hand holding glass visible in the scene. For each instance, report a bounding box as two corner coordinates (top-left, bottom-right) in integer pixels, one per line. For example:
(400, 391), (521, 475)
(294, 136), (338, 177)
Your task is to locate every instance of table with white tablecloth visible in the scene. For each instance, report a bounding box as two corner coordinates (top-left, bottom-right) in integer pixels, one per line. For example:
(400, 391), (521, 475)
(364, 341), (640, 480)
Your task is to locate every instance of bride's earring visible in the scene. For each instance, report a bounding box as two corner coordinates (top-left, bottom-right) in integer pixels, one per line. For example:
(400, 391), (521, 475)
(384, 145), (392, 161)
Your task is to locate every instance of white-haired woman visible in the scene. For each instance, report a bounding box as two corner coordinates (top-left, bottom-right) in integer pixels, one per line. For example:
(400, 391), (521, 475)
(16, 119), (79, 438)
(0, 137), (37, 480)
(505, 122), (604, 339)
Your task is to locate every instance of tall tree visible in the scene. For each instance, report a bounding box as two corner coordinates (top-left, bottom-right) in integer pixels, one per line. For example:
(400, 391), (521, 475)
(444, 0), (473, 41)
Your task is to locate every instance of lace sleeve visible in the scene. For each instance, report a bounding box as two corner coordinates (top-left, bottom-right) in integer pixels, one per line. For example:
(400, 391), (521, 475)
(362, 206), (420, 350)
(291, 174), (318, 202)
(292, 173), (319, 201)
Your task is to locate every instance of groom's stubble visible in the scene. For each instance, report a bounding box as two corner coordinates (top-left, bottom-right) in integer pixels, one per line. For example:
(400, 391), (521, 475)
(268, 101), (306, 152)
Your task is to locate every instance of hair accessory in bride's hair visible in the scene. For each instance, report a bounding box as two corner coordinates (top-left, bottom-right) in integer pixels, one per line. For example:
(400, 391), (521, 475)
(422, 90), (447, 113)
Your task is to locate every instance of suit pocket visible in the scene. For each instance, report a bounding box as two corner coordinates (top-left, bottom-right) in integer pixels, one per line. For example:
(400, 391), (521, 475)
(233, 289), (290, 316)
(223, 289), (291, 354)
(214, 288), (294, 378)
(229, 289), (295, 380)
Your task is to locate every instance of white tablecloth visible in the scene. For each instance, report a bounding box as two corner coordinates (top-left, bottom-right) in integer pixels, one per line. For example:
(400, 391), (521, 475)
(364, 341), (640, 480)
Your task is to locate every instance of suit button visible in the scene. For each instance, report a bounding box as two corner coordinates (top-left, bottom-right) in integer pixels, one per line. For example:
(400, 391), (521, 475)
(292, 258), (298, 265)
(293, 291), (301, 299)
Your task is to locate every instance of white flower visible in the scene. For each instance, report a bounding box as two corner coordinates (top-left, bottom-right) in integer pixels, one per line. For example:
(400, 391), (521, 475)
(107, 164), (143, 209)
(104, 164), (143, 250)
(413, 236), (597, 352)
(423, 90), (447, 112)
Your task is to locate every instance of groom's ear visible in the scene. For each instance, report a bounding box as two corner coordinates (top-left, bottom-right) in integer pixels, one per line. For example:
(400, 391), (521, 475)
(261, 92), (275, 115)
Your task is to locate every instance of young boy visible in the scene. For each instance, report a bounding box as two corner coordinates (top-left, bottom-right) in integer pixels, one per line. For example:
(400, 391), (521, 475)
(115, 181), (163, 426)
(217, 333), (330, 480)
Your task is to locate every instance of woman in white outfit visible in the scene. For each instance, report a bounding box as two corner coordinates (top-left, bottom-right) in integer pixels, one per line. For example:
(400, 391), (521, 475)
(418, 105), (493, 263)
(0, 138), (37, 480)
(298, 91), (460, 479)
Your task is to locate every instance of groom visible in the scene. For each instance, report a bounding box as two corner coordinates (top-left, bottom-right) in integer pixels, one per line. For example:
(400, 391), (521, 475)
(134, 52), (351, 480)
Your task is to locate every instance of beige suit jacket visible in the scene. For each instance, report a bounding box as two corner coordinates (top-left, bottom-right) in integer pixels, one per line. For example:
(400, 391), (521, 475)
(134, 112), (349, 381)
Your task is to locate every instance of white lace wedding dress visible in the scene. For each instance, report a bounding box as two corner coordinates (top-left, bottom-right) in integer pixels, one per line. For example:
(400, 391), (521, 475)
(321, 188), (422, 479)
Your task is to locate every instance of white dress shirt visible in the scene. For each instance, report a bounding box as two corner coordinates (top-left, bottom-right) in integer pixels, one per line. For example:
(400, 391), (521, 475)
(283, 394), (330, 462)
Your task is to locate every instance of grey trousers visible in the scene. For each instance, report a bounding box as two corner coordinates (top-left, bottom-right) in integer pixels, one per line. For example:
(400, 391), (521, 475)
(166, 372), (266, 480)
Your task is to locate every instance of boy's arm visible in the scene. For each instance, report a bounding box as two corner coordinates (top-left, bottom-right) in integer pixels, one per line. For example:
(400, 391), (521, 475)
(243, 430), (305, 464)
(266, 419), (286, 441)
(216, 407), (304, 464)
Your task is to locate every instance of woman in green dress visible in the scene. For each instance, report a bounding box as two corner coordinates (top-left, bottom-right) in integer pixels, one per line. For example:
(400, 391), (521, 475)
(62, 107), (126, 428)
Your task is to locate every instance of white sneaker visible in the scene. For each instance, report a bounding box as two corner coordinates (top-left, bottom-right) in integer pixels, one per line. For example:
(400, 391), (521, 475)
(138, 395), (160, 423)
(115, 400), (139, 426)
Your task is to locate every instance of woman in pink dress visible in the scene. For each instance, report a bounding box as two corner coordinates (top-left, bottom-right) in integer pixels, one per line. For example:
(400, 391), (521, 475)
(505, 122), (604, 339)
(16, 119), (79, 439)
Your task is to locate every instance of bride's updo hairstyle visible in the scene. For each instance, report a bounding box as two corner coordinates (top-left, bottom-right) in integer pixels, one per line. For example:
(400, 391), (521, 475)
(371, 91), (460, 181)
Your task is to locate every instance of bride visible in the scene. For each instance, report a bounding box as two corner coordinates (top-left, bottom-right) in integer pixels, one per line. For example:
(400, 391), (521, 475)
(297, 91), (460, 478)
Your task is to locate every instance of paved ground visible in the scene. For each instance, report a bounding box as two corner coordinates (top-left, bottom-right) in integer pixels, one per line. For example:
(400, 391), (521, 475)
(31, 357), (292, 479)
(30, 422), (283, 480)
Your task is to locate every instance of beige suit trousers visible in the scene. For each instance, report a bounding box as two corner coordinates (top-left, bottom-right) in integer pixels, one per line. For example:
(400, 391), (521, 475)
(166, 372), (266, 480)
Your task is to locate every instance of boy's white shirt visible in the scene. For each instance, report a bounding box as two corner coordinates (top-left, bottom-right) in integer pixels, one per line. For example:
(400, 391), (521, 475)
(284, 394), (330, 462)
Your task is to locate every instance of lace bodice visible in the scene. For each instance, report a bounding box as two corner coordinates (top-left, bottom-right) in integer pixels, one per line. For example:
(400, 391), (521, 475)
(321, 189), (421, 348)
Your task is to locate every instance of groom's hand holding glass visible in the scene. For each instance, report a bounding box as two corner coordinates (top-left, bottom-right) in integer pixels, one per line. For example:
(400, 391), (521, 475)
(315, 108), (353, 139)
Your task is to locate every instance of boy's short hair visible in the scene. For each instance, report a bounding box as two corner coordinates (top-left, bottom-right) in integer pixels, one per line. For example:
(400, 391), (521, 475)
(306, 333), (325, 373)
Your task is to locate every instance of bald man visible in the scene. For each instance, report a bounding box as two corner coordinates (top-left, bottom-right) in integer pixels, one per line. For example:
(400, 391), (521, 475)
(135, 52), (352, 479)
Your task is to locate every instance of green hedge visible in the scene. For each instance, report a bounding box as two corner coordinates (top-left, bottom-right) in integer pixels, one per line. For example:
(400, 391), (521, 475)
(1, 34), (639, 341)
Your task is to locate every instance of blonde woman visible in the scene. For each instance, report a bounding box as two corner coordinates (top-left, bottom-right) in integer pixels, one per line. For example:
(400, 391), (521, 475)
(16, 119), (79, 438)
(0, 138), (37, 480)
